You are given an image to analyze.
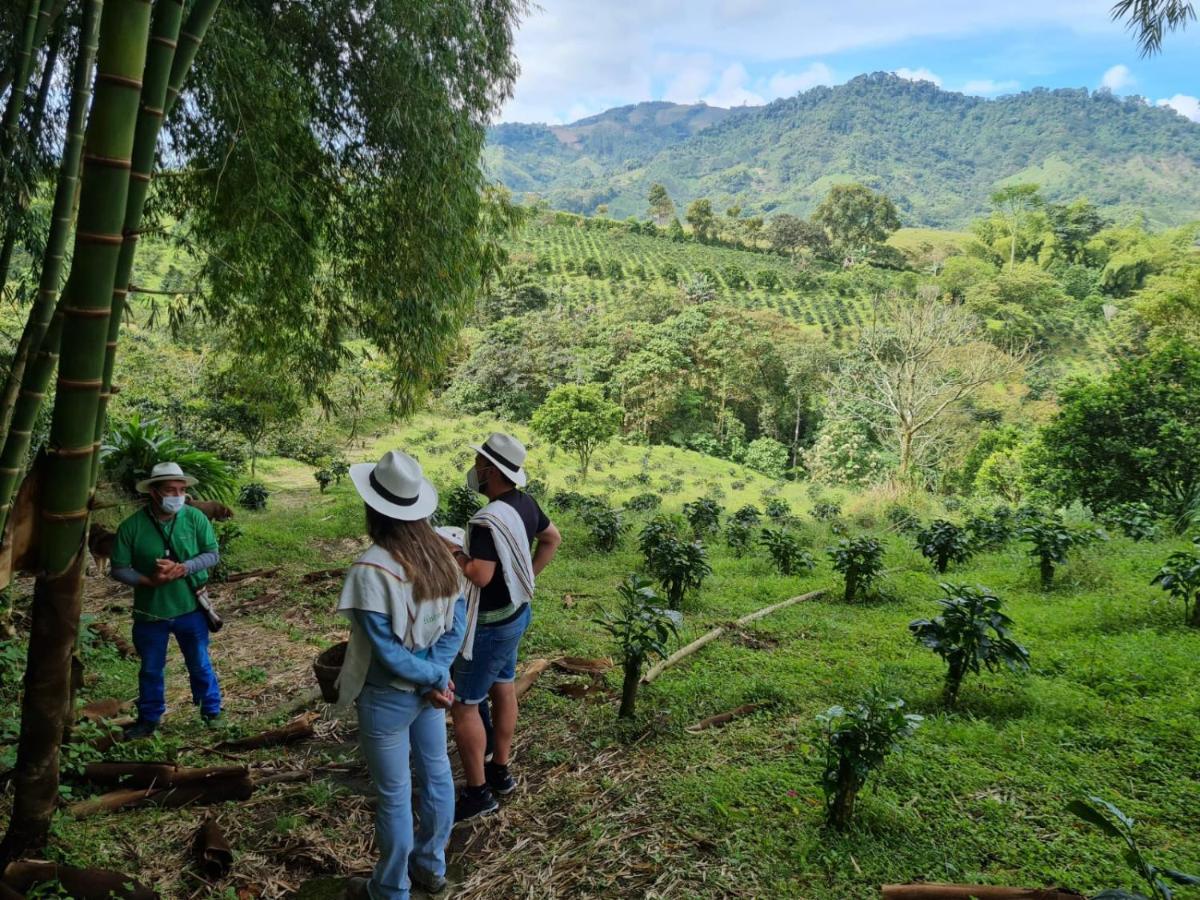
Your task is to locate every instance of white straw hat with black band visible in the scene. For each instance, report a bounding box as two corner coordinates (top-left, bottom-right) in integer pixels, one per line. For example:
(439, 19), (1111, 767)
(136, 461), (198, 493)
(350, 450), (439, 521)
(471, 432), (528, 488)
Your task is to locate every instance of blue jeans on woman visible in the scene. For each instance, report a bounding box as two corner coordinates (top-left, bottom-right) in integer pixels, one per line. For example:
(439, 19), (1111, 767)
(130, 608), (222, 723)
(357, 683), (455, 899)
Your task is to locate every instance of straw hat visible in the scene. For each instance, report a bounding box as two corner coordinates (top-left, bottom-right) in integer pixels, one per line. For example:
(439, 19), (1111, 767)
(349, 450), (438, 521)
(470, 433), (528, 488)
(135, 461), (197, 494)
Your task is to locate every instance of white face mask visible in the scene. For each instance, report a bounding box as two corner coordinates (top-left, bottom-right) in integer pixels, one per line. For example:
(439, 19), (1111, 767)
(466, 467), (484, 494)
(159, 494), (186, 514)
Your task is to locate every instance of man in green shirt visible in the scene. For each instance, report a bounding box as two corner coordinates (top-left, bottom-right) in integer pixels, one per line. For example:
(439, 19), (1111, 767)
(110, 462), (222, 738)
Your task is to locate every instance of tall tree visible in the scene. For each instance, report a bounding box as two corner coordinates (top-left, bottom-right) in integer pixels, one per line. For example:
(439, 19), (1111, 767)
(646, 182), (675, 225)
(684, 198), (715, 242)
(989, 183), (1043, 270)
(813, 183), (900, 264)
(835, 288), (1028, 478)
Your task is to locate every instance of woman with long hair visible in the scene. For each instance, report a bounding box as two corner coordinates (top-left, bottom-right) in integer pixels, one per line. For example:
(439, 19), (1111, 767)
(336, 450), (468, 899)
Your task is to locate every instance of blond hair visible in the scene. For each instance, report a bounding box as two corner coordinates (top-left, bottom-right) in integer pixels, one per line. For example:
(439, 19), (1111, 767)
(364, 505), (460, 603)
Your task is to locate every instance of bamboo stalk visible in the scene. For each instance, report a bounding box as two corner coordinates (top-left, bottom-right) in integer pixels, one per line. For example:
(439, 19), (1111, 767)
(515, 658), (551, 699)
(0, 0), (154, 862)
(0, 0), (101, 539)
(0, 0), (42, 184)
(643, 589), (825, 684)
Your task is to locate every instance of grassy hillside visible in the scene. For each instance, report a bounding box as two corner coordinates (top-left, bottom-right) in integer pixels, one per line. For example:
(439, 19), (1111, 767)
(11, 413), (1196, 898)
(487, 73), (1200, 227)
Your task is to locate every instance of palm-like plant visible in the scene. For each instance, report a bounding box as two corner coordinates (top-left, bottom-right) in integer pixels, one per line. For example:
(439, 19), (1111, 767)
(909, 584), (1030, 707)
(1112, 0), (1195, 56)
(1070, 795), (1200, 899)
(595, 575), (678, 718)
(101, 416), (236, 501)
(1150, 540), (1200, 627)
(916, 520), (973, 573)
(817, 688), (921, 830)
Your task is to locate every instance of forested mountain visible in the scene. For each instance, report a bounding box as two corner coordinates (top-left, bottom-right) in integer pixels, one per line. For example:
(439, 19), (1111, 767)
(485, 73), (1200, 227)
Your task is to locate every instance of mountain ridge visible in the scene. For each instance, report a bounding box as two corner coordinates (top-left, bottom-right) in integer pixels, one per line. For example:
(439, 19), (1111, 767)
(485, 73), (1200, 228)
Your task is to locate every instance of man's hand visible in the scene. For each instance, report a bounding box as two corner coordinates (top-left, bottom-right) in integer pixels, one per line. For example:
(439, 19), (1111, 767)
(153, 559), (187, 584)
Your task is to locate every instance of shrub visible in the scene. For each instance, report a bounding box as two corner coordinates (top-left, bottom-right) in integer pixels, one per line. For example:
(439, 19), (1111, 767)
(638, 514), (682, 562)
(725, 520), (754, 557)
(1101, 501), (1161, 542)
(764, 498), (791, 521)
(760, 528), (817, 576)
(915, 520), (973, 573)
(743, 437), (789, 479)
(314, 469), (334, 493)
(212, 521), (244, 583)
(595, 575), (679, 718)
(640, 520), (712, 611)
(102, 415), (236, 501)
(817, 688), (921, 830)
(582, 505), (626, 553)
(731, 504), (762, 526)
(828, 536), (884, 603)
(1069, 796), (1200, 900)
(909, 584), (1030, 707)
(238, 483), (270, 511)
(1151, 539), (1200, 627)
(754, 268), (780, 291)
(683, 497), (722, 536)
(524, 477), (547, 499)
(1018, 512), (1104, 590)
(813, 500), (843, 521)
(885, 504), (921, 534)
(441, 485), (483, 528)
(626, 492), (662, 513)
(966, 506), (1015, 551)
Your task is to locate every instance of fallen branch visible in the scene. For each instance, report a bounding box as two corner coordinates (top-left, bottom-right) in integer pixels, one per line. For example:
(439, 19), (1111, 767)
(643, 589), (825, 684)
(68, 773), (255, 818)
(686, 702), (764, 733)
(229, 589), (282, 615)
(215, 711), (319, 751)
(881, 887), (1085, 899)
(84, 762), (246, 789)
(222, 566), (279, 584)
(2, 861), (159, 899)
(194, 818), (233, 878)
(301, 567), (345, 585)
(553, 656), (613, 675)
(514, 659), (551, 700)
(88, 621), (135, 658)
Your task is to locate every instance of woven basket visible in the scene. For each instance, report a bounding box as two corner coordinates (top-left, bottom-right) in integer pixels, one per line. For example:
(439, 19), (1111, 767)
(313, 641), (348, 704)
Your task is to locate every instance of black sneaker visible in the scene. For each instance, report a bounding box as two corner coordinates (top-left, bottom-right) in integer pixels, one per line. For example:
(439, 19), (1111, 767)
(485, 761), (516, 796)
(122, 719), (157, 741)
(409, 866), (448, 895)
(454, 785), (499, 824)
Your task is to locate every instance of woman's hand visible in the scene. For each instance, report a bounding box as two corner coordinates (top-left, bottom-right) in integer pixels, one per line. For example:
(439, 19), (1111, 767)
(424, 687), (453, 709)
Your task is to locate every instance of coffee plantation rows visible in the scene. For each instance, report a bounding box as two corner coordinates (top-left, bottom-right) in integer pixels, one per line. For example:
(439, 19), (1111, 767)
(506, 215), (906, 339)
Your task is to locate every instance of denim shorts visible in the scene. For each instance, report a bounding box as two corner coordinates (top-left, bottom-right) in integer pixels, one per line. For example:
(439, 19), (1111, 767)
(453, 604), (531, 704)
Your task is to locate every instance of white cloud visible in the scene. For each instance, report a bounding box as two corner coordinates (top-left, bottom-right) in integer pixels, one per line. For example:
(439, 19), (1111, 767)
(767, 62), (836, 98)
(702, 63), (766, 107)
(1101, 63), (1134, 90)
(893, 67), (943, 86)
(661, 53), (717, 104)
(962, 78), (1021, 96)
(1157, 94), (1200, 122)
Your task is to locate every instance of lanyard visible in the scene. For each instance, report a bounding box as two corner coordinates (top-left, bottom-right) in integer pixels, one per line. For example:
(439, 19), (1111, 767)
(145, 506), (179, 561)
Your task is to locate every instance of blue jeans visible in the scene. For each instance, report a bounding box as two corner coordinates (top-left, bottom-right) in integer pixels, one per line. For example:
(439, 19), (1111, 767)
(131, 608), (222, 723)
(357, 684), (455, 900)
(452, 604), (532, 704)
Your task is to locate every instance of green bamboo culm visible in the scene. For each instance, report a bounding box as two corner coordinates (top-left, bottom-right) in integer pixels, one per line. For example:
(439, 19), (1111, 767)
(0, 0), (152, 863)
(0, 0), (104, 539)
(89, 0), (188, 491)
(0, 0), (43, 184)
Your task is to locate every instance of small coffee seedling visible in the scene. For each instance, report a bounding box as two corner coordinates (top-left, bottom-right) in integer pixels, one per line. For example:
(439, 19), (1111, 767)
(595, 575), (679, 718)
(626, 492), (662, 513)
(314, 468), (334, 493)
(965, 506), (1015, 551)
(582, 505), (626, 554)
(441, 485), (483, 528)
(237, 482), (269, 511)
(1069, 795), (1200, 899)
(725, 519), (754, 557)
(640, 516), (712, 610)
(760, 528), (816, 576)
(731, 504), (762, 527)
(1018, 511), (1104, 590)
(909, 584), (1029, 707)
(827, 536), (884, 603)
(817, 688), (921, 830)
(683, 497), (722, 536)
(1151, 538), (1200, 627)
(763, 498), (791, 521)
(1102, 501), (1161, 542)
(915, 519), (973, 573)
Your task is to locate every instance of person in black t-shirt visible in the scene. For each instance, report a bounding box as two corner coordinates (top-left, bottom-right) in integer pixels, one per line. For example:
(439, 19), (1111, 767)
(446, 433), (561, 823)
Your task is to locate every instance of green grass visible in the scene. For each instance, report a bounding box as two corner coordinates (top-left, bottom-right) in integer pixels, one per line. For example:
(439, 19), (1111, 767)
(3, 417), (1197, 897)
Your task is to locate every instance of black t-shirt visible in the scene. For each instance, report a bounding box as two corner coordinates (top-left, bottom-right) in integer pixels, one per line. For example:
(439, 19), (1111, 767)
(469, 490), (550, 614)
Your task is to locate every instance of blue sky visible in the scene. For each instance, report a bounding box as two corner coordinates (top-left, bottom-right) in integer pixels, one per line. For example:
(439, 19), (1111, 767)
(498, 0), (1200, 124)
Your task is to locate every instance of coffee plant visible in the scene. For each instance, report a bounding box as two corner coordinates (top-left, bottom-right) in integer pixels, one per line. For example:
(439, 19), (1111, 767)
(212, 521), (244, 583)
(966, 506), (1015, 551)
(1101, 501), (1161, 542)
(595, 575), (679, 718)
(764, 498), (791, 521)
(909, 584), (1029, 707)
(314, 468), (334, 493)
(884, 504), (921, 534)
(640, 521), (712, 610)
(582, 505), (627, 554)
(1018, 512), (1104, 590)
(817, 687), (921, 830)
(638, 514), (683, 562)
(626, 492), (662, 513)
(725, 519), (754, 557)
(237, 483), (270, 511)
(441, 485), (483, 528)
(1151, 539), (1200, 627)
(915, 520), (973, 573)
(1070, 796), (1200, 899)
(683, 497), (722, 536)
(760, 528), (817, 576)
(828, 536), (885, 603)
(731, 504), (762, 526)
(813, 500), (843, 522)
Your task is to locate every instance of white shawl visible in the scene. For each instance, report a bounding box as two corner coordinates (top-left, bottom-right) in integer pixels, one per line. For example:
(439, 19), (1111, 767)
(462, 500), (536, 650)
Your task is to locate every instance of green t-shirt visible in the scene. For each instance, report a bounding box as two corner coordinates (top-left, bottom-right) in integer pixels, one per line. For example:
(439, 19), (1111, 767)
(111, 504), (218, 622)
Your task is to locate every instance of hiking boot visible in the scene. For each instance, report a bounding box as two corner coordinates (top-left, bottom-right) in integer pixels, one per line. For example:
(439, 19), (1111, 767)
(485, 760), (516, 796)
(342, 876), (370, 899)
(122, 719), (158, 741)
(409, 866), (448, 895)
(454, 785), (499, 824)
